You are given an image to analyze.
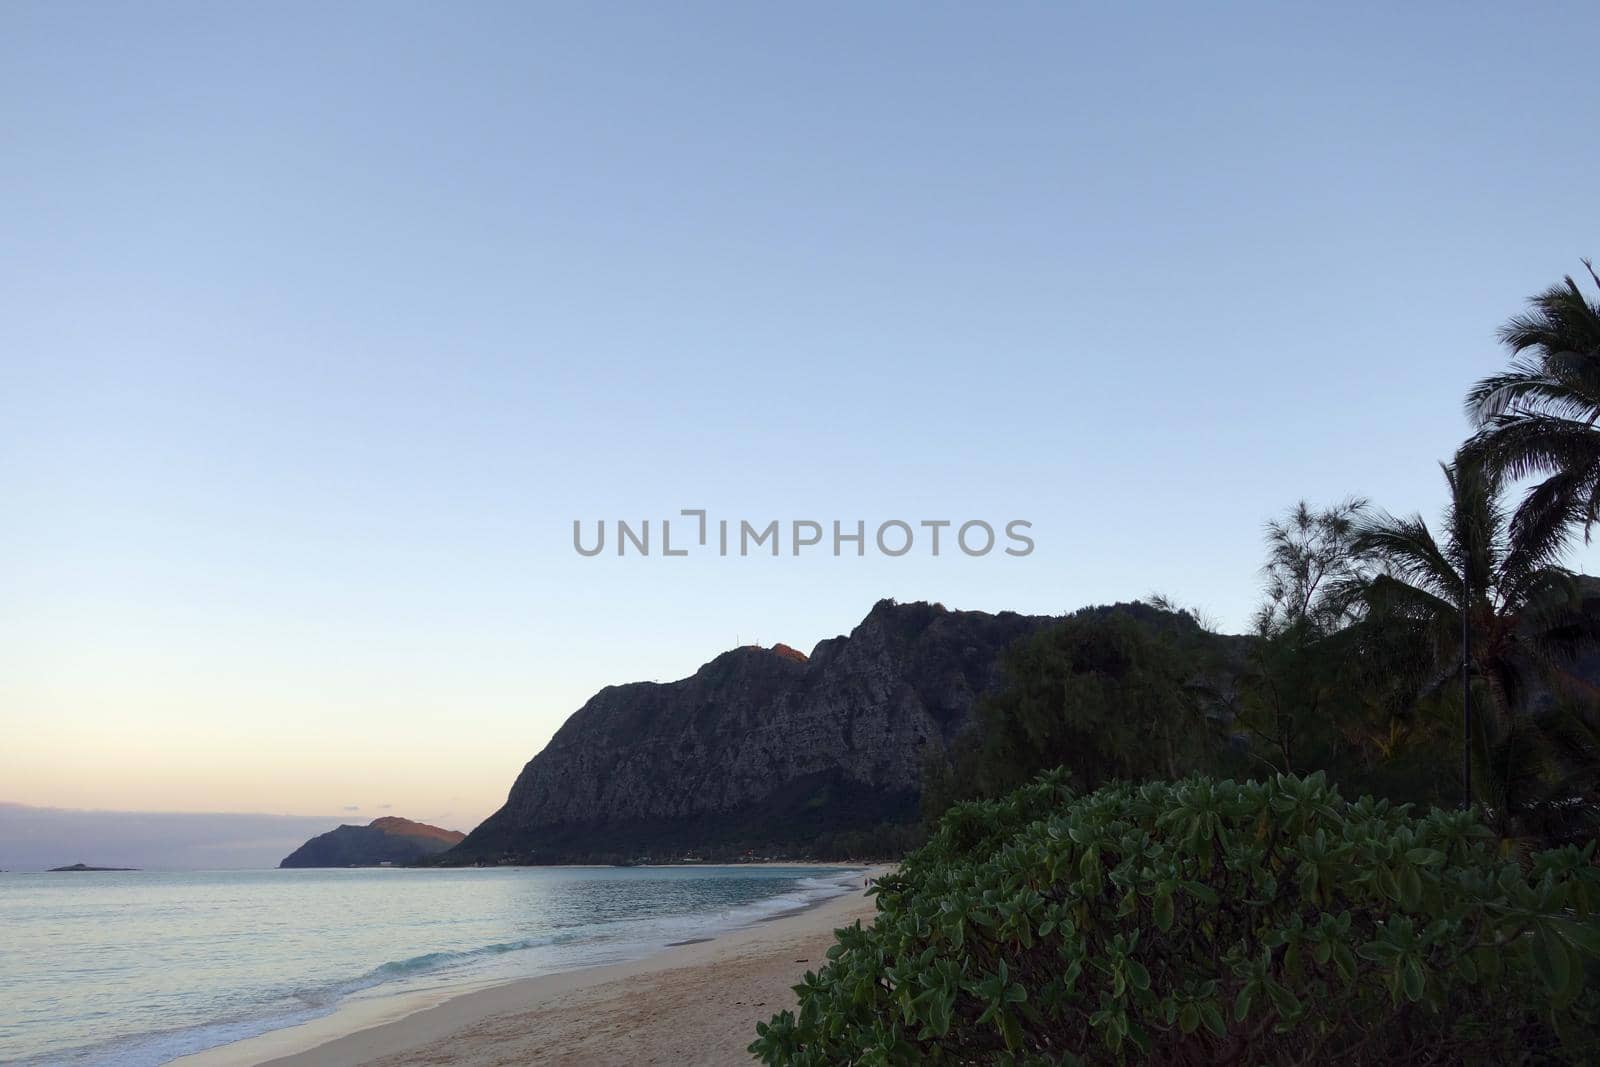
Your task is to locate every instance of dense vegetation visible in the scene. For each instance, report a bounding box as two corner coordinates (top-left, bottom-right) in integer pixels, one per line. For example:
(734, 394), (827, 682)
(752, 773), (1600, 1064)
(925, 265), (1600, 847)
(758, 265), (1600, 1058)
(922, 609), (1238, 814)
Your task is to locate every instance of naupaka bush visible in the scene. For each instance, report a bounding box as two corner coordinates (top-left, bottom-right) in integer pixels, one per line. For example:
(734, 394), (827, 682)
(752, 772), (1600, 1065)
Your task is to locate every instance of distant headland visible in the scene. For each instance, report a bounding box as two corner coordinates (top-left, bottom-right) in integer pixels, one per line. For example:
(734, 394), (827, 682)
(279, 817), (465, 868)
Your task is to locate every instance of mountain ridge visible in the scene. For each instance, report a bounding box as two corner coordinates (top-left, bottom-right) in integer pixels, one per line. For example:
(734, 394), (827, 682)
(443, 600), (1065, 864)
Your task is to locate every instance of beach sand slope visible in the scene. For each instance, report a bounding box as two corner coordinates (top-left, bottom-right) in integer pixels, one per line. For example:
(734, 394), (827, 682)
(181, 867), (887, 1067)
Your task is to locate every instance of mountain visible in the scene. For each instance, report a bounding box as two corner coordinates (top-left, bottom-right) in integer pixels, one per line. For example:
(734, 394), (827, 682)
(443, 600), (1060, 865)
(279, 816), (465, 868)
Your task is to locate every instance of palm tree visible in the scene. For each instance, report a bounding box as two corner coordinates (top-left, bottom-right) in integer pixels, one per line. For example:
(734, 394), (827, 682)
(1464, 262), (1600, 546)
(1351, 452), (1597, 841)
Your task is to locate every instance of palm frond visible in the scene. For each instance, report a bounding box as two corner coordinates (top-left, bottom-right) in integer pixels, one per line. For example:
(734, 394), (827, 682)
(1504, 471), (1588, 583)
(1444, 455), (1505, 604)
(1465, 412), (1600, 484)
(1496, 275), (1600, 356)
(1464, 357), (1600, 425)
(1353, 509), (1461, 605)
(1519, 573), (1600, 665)
(1466, 264), (1600, 551)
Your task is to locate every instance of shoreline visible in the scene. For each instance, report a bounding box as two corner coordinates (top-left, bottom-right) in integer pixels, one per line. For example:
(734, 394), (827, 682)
(174, 865), (889, 1067)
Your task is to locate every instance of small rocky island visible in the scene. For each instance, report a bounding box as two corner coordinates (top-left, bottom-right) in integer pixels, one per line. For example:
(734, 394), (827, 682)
(279, 816), (465, 868)
(48, 863), (138, 872)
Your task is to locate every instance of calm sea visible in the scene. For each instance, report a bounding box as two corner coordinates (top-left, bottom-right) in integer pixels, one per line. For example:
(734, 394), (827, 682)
(0, 865), (862, 1065)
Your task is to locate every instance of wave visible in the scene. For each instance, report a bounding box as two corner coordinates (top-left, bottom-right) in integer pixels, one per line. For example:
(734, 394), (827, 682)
(24, 866), (865, 1067)
(718, 870), (862, 922)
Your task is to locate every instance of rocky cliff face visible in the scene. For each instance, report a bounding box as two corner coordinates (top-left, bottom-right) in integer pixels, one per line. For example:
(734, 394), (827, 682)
(279, 817), (465, 868)
(446, 600), (1057, 863)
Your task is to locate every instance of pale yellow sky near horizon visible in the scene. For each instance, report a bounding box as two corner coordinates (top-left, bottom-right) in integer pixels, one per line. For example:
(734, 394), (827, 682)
(0, 600), (895, 831)
(0, 648), (597, 832)
(1, 717), (532, 833)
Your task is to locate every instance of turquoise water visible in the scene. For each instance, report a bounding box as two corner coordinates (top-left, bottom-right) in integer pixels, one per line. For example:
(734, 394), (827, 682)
(0, 865), (862, 1065)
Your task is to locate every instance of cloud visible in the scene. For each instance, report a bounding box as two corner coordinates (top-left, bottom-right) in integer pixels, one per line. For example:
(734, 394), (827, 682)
(0, 804), (345, 870)
(342, 805), (360, 812)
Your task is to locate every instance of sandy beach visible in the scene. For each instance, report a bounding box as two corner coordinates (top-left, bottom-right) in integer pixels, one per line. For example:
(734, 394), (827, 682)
(175, 865), (889, 1067)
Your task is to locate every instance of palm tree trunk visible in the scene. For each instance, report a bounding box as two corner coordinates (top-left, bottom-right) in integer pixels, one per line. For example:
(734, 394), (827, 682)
(1462, 587), (1472, 810)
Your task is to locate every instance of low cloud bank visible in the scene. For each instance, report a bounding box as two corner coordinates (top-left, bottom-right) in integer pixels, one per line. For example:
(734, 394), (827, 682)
(0, 803), (347, 870)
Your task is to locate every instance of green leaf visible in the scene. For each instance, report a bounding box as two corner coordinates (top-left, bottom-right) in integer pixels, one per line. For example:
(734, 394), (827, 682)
(1400, 866), (1423, 910)
(1551, 918), (1600, 958)
(1358, 940), (1402, 964)
(1265, 979), (1302, 1019)
(1534, 925), (1575, 999)
(1333, 943), (1357, 983)
(1401, 959), (1424, 1002)
(997, 1010), (1022, 1050)
(1154, 891), (1174, 932)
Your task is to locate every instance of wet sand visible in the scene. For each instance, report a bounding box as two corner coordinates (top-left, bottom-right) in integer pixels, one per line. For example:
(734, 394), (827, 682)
(175, 866), (888, 1067)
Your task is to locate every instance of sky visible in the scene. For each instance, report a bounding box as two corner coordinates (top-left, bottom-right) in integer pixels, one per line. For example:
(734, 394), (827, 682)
(3, 3), (1598, 833)
(0, 802), (349, 870)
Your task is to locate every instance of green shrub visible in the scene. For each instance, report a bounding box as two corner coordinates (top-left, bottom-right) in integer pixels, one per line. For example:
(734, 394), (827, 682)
(751, 772), (1600, 1065)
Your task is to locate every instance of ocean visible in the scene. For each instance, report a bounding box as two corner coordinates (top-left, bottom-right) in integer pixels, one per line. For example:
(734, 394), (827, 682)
(0, 865), (863, 1065)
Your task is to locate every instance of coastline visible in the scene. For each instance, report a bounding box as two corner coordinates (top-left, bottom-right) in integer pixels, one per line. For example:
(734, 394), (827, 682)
(174, 864), (889, 1067)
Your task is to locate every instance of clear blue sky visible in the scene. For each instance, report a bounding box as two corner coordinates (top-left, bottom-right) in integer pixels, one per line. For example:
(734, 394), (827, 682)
(3, 2), (1597, 828)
